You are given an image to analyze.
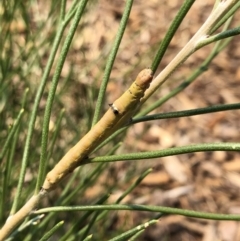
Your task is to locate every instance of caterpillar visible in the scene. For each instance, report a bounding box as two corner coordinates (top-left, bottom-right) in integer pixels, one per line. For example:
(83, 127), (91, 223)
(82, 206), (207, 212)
(42, 68), (153, 191)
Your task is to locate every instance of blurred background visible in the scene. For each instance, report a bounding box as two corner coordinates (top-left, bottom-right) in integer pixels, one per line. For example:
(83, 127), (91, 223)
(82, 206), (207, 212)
(1, 0), (240, 240)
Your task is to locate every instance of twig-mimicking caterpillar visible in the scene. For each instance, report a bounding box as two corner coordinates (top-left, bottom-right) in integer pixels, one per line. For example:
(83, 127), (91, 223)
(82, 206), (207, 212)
(42, 68), (153, 191)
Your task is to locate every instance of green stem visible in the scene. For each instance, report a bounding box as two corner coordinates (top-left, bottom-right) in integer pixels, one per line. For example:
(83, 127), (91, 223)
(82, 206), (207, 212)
(82, 235), (93, 241)
(92, 168), (153, 226)
(6, 215), (45, 240)
(93, 127), (127, 152)
(36, 0), (89, 193)
(151, 0), (195, 74)
(133, 102), (240, 125)
(0, 109), (24, 160)
(141, 0), (237, 104)
(44, 109), (65, 176)
(39, 221), (64, 241)
(108, 219), (158, 241)
(59, 193), (110, 241)
(10, 1), (77, 213)
(91, 0), (134, 126)
(116, 168), (152, 203)
(197, 26), (240, 49)
(210, 1), (240, 33)
(139, 33), (231, 116)
(60, 163), (105, 205)
(127, 230), (144, 241)
(60, 0), (67, 21)
(34, 204), (240, 221)
(85, 142), (240, 164)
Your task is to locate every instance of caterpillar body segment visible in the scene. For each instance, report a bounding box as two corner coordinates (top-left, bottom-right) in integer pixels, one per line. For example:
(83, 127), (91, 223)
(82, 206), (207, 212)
(42, 107), (120, 190)
(42, 69), (153, 191)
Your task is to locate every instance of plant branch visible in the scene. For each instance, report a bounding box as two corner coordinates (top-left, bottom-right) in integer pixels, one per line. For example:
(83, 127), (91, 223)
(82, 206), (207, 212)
(0, 192), (46, 241)
(132, 102), (240, 125)
(91, 0), (134, 126)
(151, 0), (195, 74)
(141, 0), (238, 104)
(84, 142), (240, 164)
(34, 204), (240, 221)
